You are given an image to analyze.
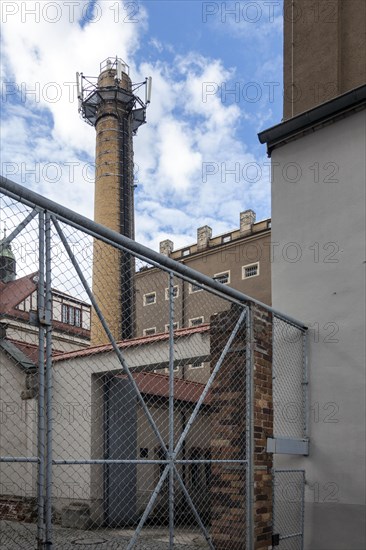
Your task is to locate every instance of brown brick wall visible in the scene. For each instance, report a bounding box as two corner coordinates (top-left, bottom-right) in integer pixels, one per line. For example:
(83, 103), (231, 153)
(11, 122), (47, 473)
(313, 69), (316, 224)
(252, 304), (273, 550)
(210, 303), (273, 549)
(0, 496), (37, 523)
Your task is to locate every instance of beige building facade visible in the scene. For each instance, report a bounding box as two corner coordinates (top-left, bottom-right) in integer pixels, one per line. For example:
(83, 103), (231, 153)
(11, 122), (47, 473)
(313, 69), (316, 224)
(135, 210), (271, 341)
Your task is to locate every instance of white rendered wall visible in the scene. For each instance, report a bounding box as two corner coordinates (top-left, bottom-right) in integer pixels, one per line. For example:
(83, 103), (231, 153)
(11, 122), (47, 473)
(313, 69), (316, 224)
(270, 110), (366, 549)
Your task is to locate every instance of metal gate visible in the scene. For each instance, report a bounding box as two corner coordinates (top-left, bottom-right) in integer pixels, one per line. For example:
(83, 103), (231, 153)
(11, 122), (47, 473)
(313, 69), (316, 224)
(0, 177), (308, 548)
(272, 470), (305, 550)
(0, 177), (253, 549)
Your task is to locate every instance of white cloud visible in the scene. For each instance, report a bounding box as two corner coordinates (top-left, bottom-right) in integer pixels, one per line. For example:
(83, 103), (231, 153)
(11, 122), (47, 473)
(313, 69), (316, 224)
(1, 0), (272, 256)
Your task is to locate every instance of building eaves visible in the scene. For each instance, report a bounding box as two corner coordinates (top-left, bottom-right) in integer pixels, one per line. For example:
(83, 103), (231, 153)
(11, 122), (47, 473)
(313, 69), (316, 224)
(115, 371), (211, 405)
(53, 324), (210, 362)
(258, 85), (366, 156)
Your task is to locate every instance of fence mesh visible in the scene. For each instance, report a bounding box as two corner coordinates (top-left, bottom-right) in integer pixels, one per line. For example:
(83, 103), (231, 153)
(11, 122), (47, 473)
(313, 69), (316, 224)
(272, 317), (307, 440)
(0, 187), (252, 549)
(273, 470), (305, 550)
(1, 182), (307, 548)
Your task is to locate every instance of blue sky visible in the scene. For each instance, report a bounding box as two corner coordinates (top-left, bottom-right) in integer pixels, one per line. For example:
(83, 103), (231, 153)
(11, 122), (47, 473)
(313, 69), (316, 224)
(1, 0), (283, 251)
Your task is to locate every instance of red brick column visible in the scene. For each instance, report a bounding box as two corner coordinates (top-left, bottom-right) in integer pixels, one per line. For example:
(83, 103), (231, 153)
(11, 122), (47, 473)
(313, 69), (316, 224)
(252, 304), (273, 550)
(210, 304), (273, 550)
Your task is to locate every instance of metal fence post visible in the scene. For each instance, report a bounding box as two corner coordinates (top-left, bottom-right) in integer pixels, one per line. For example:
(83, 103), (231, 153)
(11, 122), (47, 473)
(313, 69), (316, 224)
(37, 211), (46, 549)
(246, 305), (254, 549)
(168, 272), (175, 549)
(45, 212), (53, 548)
(303, 330), (309, 440)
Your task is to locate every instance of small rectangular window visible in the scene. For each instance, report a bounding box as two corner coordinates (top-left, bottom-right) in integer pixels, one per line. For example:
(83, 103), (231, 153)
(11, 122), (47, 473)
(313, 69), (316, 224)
(165, 322), (179, 332)
(189, 317), (204, 327)
(165, 286), (179, 300)
(182, 248), (190, 257)
(189, 283), (203, 293)
(242, 262), (259, 279)
(222, 234), (231, 243)
(143, 327), (156, 336)
(213, 271), (230, 285)
(165, 365), (179, 373)
(140, 448), (149, 459)
(188, 362), (205, 369)
(143, 292), (156, 306)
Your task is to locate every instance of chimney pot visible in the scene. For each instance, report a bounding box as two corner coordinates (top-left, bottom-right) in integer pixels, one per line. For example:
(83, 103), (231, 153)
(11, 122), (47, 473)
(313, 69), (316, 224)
(197, 225), (212, 251)
(240, 210), (256, 234)
(160, 239), (174, 256)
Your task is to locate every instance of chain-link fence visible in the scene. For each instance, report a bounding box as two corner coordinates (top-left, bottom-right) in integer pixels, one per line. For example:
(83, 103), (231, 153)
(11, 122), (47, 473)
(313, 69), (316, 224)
(0, 177), (307, 549)
(272, 317), (308, 441)
(272, 470), (305, 550)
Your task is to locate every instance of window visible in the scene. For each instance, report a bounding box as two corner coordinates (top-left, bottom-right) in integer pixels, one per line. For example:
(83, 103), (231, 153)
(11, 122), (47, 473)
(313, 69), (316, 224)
(213, 271), (230, 284)
(165, 322), (179, 332)
(242, 262), (259, 279)
(189, 317), (204, 327)
(69, 306), (75, 326)
(143, 327), (156, 336)
(189, 283), (203, 293)
(165, 365), (179, 373)
(188, 362), (204, 369)
(155, 447), (168, 492)
(140, 448), (149, 459)
(61, 304), (68, 324)
(222, 234), (231, 243)
(143, 292), (156, 306)
(61, 304), (82, 326)
(182, 248), (190, 257)
(74, 308), (81, 327)
(165, 285), (179, 300)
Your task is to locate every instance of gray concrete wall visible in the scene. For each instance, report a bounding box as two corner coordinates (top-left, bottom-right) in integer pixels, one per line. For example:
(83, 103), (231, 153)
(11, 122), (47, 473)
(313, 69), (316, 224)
(0, 354), (37, 499)
(271, 110), (366, 549)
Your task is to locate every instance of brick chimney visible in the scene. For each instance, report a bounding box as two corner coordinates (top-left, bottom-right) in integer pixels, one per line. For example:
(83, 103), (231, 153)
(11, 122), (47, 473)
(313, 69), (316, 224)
(197, 225), (212, 251)
(159, 239), (174, 256)
(240, 210), (256, 234)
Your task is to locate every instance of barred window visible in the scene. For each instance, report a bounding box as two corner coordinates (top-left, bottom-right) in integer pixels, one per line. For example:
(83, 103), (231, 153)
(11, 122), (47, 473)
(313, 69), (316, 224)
(213, 271), (230, 284)
(189, 317), (204, 327)
(165, 286), (179, 300)
(143, 327), (156, 336)
(242, 262), (259, 279)
(189, 283), (203, 293)
(165, 322), (179, 332)
(143, 292), (156, 306)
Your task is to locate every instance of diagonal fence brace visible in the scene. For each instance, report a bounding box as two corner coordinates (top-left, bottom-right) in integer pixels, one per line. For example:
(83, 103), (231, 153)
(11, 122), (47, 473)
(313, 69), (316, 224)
(173, 307), (247, 458)
(52, 216), (168, 454)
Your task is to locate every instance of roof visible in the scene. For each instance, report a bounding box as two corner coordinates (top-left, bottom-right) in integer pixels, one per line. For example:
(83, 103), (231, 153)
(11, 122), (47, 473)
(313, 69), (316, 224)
(0, 272), (90, 338)
(258, 84), (366, 155)
(53, 324), (211, 362)
(0, 272), (37, 315)
(115, 371), (211, 405)
(0, 338), (36, 371)
(3, 338), (64, 365)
